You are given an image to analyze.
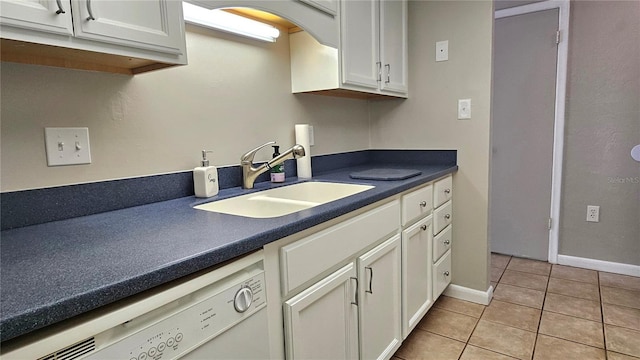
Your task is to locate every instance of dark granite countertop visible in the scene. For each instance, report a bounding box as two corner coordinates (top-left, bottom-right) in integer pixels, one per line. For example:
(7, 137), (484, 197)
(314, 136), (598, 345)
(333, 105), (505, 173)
(0, 161), (457, 342)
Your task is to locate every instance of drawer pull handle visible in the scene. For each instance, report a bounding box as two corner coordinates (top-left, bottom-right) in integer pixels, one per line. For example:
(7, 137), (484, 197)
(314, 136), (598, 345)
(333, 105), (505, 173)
(419, 201), (427, 207)
(86, 0), (96, 20)
(421, 224), (427, 231)
(350, 277), (358, 306)
(443, 271), (450, 277)
(366, 267), (373, 294)
(444, 214), (451, 220)
(444, 188), (451, 194)
(55, 0), (65, 14)
(444, 239), (450, 245)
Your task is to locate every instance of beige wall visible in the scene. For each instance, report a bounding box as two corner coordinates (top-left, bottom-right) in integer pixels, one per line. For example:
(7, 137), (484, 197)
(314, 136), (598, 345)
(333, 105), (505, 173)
(370, 1), (494, 291)
(0, 24), (370, 192)
(559, 1), (640, 265)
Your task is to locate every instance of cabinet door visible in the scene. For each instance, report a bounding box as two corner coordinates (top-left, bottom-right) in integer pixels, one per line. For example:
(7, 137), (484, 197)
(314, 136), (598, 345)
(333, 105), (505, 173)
(380, 0), (408, 94)
(401, 216), (433, 339)
(340, 0), (379, 90)
(71, 0), (184, 55)
(358, 234), (402, 360)
(284, 263), (359, 360)
(0, 0), (73, 35)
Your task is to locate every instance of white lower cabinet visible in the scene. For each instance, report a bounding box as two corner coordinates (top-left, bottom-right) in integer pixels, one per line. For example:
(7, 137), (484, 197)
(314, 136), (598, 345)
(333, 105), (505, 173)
(284, 263), (359, 360)
(274, 175), (454, 359)
(401, 215), (433, 339)
(358, 235), (402, 360)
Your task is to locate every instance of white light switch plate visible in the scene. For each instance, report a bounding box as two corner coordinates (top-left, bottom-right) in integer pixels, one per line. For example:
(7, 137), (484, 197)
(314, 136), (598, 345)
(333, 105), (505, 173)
(44, 127), (92, 166)
(436, 40), (449, 62)
(458, 99), (471, 119)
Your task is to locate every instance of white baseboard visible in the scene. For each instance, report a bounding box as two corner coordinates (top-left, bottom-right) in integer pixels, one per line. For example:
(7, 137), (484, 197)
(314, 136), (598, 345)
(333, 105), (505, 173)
(557, 255), (640, 277)
(443, 284), (493, 305)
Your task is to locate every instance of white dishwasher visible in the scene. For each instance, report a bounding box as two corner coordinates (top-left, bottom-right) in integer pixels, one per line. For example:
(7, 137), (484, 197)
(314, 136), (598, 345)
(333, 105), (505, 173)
(2, 251), (271, 360)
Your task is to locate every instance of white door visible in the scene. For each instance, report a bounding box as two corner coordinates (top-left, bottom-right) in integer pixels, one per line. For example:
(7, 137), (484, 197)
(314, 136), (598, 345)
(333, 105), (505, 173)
(401, 216), (432, 339)
(0, 0), (73, 35)
(490, 8), (560, 260)
(71, 0), (184, 54)
(340, 0), (379, 89)
(283, 263), (359, 360)
(358, 234), (402, 360)
(379, 0), (407, 94)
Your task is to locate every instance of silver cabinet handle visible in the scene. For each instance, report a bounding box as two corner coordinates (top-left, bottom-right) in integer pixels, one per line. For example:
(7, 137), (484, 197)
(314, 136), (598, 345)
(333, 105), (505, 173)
(376, 62), (382, 82)
(421, 224), (427, 231)
(445, 214), (451, 220)
(86, 0), (96, 20)
(444, 188), (451, 194)
(385, 64), (390, 84)
(55, 0), (66, 14)
(350, 277), (358, 306)
(443, 271), (450, 277)
(419, 201), (427, 207)
(365, 267), (373, 294)
(444, 239), (450, 245)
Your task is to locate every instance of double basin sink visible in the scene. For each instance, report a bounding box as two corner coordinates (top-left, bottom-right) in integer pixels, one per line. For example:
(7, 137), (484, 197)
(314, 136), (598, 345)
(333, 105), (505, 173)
(195, 181), (374, 218)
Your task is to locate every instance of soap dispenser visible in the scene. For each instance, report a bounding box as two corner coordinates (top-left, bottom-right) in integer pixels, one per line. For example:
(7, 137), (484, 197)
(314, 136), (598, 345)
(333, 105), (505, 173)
(270, 145), (285, 183)
(194, 150), (219, 198)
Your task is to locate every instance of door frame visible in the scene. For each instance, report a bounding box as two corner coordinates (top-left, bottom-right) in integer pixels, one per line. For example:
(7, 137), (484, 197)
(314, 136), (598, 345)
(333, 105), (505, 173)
(494, 0), (569, 263)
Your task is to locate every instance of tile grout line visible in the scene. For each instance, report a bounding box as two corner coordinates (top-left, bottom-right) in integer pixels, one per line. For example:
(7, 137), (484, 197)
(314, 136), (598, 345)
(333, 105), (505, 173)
(530, 262), (553, 360)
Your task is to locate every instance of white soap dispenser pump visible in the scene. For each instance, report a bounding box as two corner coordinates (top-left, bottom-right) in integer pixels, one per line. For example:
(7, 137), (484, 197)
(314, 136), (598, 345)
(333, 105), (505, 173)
(194, 150), (219, 198)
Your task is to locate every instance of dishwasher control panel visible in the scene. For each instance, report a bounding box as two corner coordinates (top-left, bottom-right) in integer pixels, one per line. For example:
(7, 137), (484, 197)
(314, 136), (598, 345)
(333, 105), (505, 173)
(86, 271), (266, 360)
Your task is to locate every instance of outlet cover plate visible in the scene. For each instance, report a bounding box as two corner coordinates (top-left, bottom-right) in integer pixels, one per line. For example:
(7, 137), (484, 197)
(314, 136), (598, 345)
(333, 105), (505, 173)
(458, 99), (471, 119)
(436, 40), (449, 62)
(586, 205), (600, 222)
(45, 127), (92, 166)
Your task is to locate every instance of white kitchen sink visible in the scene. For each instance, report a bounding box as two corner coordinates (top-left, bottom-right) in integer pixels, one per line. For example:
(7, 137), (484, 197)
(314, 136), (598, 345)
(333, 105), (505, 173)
(194, 182), (374, 218)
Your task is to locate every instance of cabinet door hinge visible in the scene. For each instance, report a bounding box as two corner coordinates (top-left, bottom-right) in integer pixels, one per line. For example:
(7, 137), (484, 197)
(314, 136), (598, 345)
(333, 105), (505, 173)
(556, 30), (561, 45)
(548, 218), (553, 230)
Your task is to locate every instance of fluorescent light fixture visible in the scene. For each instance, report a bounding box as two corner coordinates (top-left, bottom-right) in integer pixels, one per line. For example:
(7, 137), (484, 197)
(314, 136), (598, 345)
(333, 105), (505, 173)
(183, 2), (280, 42)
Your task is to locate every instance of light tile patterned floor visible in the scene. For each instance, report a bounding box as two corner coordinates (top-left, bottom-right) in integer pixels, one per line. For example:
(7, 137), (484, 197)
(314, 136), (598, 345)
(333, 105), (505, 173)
(392, 253), (640, 360)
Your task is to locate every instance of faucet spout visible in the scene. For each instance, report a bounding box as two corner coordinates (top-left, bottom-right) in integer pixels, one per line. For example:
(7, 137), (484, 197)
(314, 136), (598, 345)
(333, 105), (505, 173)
(241, 143), (306, 189)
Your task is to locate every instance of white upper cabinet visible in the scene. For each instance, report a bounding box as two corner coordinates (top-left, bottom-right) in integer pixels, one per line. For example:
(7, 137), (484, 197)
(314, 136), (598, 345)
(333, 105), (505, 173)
(0, 0), (73, 35)
(379, 0), (408, 94)
(71, 0), (185, 55)
(290, 0), (408, 98)
(0, 0), (187, 74)
(340, 0), (379, 90)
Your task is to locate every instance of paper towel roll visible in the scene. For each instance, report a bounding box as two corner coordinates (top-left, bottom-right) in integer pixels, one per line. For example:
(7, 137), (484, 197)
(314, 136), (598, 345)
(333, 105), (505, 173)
(295, 124), (312, 179)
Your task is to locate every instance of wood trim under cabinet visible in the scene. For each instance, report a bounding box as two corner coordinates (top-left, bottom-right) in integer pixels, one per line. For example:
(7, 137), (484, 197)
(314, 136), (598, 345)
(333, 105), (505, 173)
(1, 39), (179, 75)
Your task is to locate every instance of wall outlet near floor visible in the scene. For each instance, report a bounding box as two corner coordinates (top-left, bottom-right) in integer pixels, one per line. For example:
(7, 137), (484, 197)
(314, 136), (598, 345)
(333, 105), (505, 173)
(586, 205), (600, 222)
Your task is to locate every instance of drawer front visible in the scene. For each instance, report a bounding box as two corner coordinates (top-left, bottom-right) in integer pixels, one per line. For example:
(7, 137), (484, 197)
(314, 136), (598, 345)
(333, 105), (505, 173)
(281, 200), (400, 295)
(433, 249), (452, 299)
(401, 184), (433, 226)
(433, 200), (453, 235)
(433, 176), (453, 208)
(433, 225), (452, 263)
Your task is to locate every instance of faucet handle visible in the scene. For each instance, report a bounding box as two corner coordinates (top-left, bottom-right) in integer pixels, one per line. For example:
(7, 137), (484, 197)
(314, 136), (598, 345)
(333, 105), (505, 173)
(241, 141), (276, 164)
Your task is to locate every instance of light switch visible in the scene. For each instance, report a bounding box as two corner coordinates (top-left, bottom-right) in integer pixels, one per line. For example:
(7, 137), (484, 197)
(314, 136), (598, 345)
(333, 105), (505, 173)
(458, 99), (471, 119)
(436, 40), (449, 62)
(44, 127), (92, 166)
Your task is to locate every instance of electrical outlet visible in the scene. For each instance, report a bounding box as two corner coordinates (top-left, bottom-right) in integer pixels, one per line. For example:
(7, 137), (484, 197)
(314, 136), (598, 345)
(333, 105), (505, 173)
(586, 205), (600, 222)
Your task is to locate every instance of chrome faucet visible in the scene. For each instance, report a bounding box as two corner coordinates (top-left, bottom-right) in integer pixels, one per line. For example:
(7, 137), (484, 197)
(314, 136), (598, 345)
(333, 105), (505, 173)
(241, 141), (306, 189)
